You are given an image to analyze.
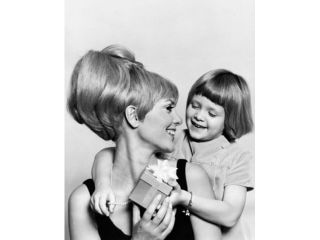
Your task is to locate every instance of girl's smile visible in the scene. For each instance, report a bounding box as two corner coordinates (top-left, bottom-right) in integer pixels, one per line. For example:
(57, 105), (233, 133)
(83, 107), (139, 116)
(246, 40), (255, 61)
(186, 95), (225, 142)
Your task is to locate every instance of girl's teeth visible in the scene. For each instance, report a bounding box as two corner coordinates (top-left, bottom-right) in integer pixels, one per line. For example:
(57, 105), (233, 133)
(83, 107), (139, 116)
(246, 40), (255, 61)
(193, 122), (205, 128)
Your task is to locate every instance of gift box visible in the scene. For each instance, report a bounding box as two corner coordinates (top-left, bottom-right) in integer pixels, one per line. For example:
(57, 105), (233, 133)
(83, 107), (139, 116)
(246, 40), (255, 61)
(129, 160), (177, 208)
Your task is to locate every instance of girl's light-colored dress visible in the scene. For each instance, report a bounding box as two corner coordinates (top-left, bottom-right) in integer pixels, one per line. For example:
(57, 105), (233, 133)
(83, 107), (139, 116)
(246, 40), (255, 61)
(172, 129), (254, 240)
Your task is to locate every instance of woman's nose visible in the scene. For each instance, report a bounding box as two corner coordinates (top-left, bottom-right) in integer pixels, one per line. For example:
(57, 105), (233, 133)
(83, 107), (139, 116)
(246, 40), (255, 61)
(173, 109), (182, 126)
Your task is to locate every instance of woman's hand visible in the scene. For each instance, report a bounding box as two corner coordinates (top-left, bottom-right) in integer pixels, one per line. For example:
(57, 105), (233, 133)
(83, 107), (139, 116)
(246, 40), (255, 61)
(132, 195), (176, 240)
(90, 183), (115, 216)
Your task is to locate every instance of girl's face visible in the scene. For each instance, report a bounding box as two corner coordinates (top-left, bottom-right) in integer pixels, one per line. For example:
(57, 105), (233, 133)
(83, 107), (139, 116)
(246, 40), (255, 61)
(137, 98), (182, 153)
(186, 95), (225, 142)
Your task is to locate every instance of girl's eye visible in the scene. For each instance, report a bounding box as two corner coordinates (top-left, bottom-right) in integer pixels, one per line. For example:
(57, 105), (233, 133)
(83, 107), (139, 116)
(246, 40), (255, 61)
(208, 112), (216, 117)
(191, 103), (200, 109)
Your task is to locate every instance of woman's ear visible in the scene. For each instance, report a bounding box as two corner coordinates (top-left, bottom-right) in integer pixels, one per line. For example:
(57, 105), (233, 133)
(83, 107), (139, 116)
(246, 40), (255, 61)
(125, 105), (140, 128)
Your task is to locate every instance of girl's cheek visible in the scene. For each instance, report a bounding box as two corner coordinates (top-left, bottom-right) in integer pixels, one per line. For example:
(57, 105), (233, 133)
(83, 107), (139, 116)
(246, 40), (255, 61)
(186, 107), (192, 117)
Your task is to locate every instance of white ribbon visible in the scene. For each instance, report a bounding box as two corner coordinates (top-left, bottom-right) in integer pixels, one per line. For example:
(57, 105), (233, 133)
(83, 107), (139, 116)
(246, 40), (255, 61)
(146, 160), (178, 183)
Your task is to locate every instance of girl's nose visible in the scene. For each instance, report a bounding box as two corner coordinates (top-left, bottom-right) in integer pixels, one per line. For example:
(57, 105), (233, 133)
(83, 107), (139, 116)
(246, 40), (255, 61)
(194, 110), (204, 121)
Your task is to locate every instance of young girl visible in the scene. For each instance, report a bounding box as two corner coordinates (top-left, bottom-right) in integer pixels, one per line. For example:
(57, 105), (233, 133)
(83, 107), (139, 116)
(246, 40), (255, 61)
(91, 69), (254, 240)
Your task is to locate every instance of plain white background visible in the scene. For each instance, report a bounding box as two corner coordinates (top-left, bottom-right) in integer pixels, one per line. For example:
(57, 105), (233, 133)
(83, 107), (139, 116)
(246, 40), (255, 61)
(1, 0), (320, 240)
(65, 0), (254, 239)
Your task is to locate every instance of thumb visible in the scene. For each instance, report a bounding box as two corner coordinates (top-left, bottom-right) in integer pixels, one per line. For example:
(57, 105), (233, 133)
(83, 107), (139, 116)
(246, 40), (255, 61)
(132, 205), (141, 226)
(170, 181), (181, 192)
(167, 179), (178, 188)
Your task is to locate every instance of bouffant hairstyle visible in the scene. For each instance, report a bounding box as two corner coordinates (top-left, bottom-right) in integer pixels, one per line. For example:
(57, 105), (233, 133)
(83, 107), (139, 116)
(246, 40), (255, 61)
(186, 69), (253, 142)
(67, 45), (178, 141)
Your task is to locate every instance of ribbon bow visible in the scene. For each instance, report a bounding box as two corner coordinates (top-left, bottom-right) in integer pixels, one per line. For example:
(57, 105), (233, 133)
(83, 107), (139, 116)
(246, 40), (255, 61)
(146, 160), (178, 183)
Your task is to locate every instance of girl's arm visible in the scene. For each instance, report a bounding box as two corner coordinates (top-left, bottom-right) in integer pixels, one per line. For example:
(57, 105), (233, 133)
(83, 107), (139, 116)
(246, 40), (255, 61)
(178, 148), (252, 227)
(185, 185), (247, 227)
(185, 163), (221, 240)
(90, 147), (116, 216)
(91, 147), (115, 182)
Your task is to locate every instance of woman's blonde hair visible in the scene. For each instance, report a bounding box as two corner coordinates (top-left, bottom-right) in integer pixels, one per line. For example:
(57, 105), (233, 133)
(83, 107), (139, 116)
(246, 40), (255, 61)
(67, 45), (178, 141)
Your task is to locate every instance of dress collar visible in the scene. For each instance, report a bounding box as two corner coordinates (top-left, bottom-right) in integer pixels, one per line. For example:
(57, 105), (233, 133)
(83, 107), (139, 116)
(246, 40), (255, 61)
(188, 133), (230, 156)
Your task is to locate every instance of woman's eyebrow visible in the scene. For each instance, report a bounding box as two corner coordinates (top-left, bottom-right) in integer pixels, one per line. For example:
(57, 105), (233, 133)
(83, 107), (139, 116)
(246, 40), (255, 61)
(167, 99), (176, 105)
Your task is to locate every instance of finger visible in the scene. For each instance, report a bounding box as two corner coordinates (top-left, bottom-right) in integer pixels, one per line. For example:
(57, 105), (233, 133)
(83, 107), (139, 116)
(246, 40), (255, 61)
(156, 200), (172, 232)
(167, 179), (178, 187)
(94, 196), (103, 215)
(90, 195), (100, 212)
(161, 208), (176, 238)
(142, 194), (162, 221)
(152, 197), (170, 225)
(90, 197), (95, 211)
(99, 196), (110, 216)
(90, 193), (98, 206)
(109, 193), (116, 213)
(170, 182), (181, 192)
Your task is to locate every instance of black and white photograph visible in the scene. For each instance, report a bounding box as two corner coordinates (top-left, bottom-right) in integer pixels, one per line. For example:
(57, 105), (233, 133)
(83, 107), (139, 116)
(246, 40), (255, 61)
(65, 1), (254, 240)
(3, 1), (320, 240)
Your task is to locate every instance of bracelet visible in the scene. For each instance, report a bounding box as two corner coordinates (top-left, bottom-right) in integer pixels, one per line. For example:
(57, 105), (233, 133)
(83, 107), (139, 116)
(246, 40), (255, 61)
(184, 191), (193, 216)
(187, 191), (193, 208)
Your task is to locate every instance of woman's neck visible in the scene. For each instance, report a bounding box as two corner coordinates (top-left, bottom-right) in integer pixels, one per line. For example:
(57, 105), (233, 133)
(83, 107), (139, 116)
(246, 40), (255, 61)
(111, 135), (155, 197)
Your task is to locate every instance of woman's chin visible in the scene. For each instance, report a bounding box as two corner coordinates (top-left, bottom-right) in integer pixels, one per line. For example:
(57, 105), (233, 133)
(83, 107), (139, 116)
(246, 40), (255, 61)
(159, 144), (175, 154)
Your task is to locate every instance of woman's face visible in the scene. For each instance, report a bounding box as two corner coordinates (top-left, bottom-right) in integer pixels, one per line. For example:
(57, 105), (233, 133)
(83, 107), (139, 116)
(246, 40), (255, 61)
(186, 95), (225, 142)
(137, 98), (182, 153)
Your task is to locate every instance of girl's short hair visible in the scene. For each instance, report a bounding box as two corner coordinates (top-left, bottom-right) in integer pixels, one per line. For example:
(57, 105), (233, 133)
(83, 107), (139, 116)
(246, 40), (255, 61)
(67, 44), (178, 141)
(187, 69), (253, 141)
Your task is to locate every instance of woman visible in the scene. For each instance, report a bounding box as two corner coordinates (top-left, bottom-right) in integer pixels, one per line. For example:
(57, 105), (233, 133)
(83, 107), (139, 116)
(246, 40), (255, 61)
(67, 45), (221, 240)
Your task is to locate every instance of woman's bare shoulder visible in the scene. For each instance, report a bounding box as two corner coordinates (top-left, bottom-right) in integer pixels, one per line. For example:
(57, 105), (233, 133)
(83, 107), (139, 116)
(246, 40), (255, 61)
(95, 147), (116, 160)
(69, 184), (91, 212)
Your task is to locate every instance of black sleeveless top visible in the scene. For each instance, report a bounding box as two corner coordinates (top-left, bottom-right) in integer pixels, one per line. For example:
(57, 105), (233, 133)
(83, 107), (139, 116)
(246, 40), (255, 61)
(83, 159), (194, 240)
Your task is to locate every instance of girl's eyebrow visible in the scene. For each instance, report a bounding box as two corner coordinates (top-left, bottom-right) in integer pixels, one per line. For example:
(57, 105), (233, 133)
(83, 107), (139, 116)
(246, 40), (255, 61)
(191, 99), (200, 104)
(208, 108), (218, 114)
(208, 105), (223, 114)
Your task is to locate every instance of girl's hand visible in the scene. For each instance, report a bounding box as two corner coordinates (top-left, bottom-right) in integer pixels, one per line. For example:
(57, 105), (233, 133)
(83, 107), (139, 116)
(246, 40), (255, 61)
(132, 195), (176, 240)
(168, 180), (189, 207)
(90, 183), (115, 216)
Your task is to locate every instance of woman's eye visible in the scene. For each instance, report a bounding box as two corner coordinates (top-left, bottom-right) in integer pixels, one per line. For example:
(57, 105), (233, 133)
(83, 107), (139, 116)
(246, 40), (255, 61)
(166, 106), (174, 112)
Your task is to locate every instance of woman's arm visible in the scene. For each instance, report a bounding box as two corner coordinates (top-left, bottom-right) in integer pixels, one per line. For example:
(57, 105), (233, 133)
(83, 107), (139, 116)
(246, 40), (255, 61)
(68, 185), (100, 240)
(90, 148), (116, 216)
(185, 163), (221, 240)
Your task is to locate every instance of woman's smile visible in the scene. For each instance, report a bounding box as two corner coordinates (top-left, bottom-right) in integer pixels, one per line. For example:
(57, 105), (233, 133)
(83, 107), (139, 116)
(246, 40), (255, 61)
(138, 98), (182, 152)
